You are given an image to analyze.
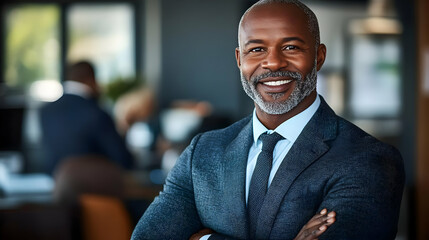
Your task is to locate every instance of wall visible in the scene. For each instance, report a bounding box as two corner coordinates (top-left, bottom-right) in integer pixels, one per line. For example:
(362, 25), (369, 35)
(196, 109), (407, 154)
(159, 0), (253, 120)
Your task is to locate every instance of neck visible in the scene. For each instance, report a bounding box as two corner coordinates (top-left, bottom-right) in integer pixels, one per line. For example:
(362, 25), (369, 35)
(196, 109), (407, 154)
(255, 91), (317, 130)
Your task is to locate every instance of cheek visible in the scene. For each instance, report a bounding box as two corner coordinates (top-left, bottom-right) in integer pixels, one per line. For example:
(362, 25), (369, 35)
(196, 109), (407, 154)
(288, 53), (317, 74)
(240, 57), (260, 77)
(288, 57), (311, 73)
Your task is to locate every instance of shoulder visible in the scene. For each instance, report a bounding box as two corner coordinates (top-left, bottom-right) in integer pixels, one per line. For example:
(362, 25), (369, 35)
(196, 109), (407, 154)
(312, 99), (403, 175)
(314, 114), (405, 205)
(315, 99), (399, 156)
(337, 116), (400, 157)
(180, 115), (252, 160)
(41, 94), (94, 111)
(327, 116), (404, 184)
(192, 115), (252, 146)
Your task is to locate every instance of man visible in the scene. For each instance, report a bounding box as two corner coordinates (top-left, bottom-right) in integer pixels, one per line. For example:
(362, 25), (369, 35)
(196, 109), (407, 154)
(131, 0), (405, 239)
(40, 61), (134, 174)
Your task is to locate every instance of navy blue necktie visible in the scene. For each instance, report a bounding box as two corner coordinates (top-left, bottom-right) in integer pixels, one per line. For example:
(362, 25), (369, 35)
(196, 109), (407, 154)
(248, 132), (284, 239)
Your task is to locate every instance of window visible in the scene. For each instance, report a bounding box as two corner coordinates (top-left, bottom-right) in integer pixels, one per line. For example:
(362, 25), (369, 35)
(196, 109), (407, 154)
(3, 2), (136, 96)
(67, 4), (135, 85)
(349, 35), (401, 118)
(4, 4), (60, 89)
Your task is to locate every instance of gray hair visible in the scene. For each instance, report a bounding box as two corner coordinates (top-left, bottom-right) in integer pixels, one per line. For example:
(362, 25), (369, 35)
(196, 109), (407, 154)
(238, 0), (320, 47)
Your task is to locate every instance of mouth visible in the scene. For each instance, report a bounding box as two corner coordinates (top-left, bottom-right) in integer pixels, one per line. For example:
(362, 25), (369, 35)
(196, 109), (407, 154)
(262, 79), (293, 86)
(257, 75), (296, 85)
(256, 77), (295, 94)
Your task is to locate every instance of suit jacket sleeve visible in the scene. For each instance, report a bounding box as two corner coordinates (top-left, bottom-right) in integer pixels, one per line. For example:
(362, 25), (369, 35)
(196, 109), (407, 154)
(131, 135), (204, 240)
(319, 143), (405, 239)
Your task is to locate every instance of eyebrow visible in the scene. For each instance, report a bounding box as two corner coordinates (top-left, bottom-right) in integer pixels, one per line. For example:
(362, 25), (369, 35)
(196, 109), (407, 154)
(244, 37), (305, 47)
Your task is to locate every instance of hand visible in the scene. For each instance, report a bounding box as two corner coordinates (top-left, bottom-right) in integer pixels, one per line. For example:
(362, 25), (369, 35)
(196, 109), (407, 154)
(294, 208), (336, 240)
(189, 228), (215, 240)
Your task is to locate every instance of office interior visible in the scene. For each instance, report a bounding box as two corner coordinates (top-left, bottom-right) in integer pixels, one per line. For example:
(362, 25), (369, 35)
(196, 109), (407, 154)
(0, 0), (428, 239)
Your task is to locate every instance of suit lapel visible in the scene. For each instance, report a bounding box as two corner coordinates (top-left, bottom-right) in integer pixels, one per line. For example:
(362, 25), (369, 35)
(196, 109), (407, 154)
(256, 98), (338, 239)
(222, 118), (253, 239)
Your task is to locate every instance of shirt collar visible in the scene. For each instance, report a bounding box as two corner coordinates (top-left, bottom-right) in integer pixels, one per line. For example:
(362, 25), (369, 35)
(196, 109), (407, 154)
(252, 94), (321, 143)
(63, 80), (92, 99)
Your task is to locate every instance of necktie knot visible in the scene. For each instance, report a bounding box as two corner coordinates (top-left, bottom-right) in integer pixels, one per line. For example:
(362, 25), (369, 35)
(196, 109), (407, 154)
(259, 132), (284, 153)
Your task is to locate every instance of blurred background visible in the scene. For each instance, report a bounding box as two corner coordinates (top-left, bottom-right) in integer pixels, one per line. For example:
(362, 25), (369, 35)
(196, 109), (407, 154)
(0, 0), (428, 239)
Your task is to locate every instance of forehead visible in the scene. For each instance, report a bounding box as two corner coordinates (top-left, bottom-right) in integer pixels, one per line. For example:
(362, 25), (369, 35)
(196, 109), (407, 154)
(239, 3), (312, 44)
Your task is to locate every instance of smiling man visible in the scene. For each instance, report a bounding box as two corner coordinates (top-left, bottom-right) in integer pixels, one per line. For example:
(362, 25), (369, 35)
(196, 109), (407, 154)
(236, 0), (325, 130)
(131, 1), (405, 239)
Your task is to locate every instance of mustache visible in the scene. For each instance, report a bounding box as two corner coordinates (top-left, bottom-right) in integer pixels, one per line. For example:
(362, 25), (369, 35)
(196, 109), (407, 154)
(250, 71), (302, 84)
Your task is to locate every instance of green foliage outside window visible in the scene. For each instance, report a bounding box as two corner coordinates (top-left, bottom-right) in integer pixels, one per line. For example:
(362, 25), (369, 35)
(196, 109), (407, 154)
(5, 5), (60, 89)
(104, 76), (143, 102)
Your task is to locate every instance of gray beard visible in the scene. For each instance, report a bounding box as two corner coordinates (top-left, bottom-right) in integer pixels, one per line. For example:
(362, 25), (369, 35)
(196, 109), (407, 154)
(240, 65), (318, 115)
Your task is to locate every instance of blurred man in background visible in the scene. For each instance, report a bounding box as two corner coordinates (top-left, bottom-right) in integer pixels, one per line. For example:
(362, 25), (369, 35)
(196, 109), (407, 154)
(40, 60), (134, 175)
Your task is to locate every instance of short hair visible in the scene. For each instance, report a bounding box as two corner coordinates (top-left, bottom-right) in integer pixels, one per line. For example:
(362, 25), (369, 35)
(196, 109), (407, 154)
(238, 0), (320, 47)
(66, 61), (96, 83)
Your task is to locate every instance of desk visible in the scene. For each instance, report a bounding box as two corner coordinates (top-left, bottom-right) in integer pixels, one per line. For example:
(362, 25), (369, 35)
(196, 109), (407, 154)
(0, 172), (75, 240)
(0, 193), (53, 209)
(0, 170), (162, 239)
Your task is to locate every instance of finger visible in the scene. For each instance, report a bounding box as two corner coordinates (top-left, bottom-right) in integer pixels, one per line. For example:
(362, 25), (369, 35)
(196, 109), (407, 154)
(301, 218), (336, 240)
(325, 215), (336, 226)
(317, 216), (336, 231)
(305, 210), (335, 229)
(304, 209), (327, 228)
(295, 211), (336, 240)
(189, 228), (214, 240)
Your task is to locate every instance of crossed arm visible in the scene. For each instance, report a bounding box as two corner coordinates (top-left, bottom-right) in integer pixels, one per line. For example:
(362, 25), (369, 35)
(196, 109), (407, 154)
(190, 209), (336, 240)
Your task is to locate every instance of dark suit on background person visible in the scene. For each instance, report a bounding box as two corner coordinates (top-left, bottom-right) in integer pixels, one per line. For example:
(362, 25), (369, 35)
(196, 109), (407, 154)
(40, 61), (134, 174)
(132, 0), (405, 239)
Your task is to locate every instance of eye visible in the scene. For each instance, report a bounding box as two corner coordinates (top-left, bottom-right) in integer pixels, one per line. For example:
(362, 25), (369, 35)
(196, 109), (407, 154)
(249, 47), (264, 53)
(284, 45), (299, 50)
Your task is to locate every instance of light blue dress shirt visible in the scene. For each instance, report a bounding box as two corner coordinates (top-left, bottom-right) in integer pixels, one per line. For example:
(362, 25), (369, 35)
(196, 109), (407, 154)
(245, 95), (321, 203)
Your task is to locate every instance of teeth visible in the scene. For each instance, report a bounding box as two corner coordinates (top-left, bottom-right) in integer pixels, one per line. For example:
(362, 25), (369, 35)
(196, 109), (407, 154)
(263, 80), (292, 86)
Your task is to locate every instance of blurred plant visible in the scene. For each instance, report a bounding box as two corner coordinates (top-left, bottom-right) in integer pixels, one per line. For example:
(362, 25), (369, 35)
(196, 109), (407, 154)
(103, 76), (144, 102)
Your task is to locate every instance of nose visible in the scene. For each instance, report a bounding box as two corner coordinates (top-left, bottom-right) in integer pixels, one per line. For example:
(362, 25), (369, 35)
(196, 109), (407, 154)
(261, 49), (288, 71)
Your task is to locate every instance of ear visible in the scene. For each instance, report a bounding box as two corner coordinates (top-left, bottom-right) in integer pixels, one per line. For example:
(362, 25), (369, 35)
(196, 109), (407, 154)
(235, 47), (241, 68)
(316, 44), (327, 71)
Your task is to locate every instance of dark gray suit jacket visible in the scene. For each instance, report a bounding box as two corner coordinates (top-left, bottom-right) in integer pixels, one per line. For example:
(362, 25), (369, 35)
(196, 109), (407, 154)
(132, 98), (405, 240)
